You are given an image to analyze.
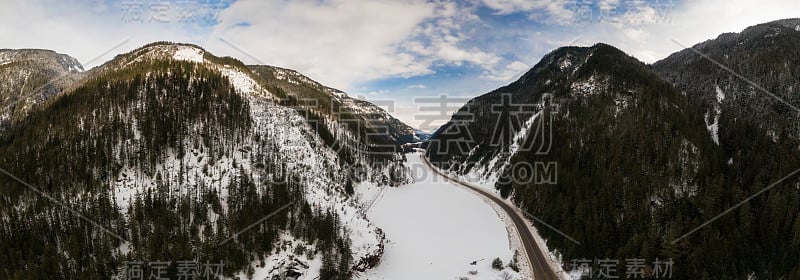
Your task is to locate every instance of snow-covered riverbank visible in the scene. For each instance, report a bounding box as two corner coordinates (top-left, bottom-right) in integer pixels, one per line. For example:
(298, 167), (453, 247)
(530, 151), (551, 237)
(356, 153), (522, 280)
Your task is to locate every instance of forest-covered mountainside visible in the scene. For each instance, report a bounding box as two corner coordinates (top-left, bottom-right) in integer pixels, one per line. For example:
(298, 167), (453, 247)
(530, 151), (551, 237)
(425, 21), (800, 278)
(0, 42), (410, 279)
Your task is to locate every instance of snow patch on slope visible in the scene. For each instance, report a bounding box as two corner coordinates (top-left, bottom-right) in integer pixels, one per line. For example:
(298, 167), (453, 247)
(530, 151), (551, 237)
(705, 85), (725, 145)
(715, 85), (726, 103)
(509, 111), (542, 156)
(122, 44), (200, 67)
(219, 65), (268, 97)
(460, 108), (545, 192)
(614, 96), (631, 117)
(558, 55), (572, 70)
(705, 112), (720, 145)
(236, 233), (322, 280)
(112, 146), (240, 210)
(326, 88), (348, 99)
(571, 75), (604, 96)
(274, 68), (316, 86)
(172, 46), (205, 63)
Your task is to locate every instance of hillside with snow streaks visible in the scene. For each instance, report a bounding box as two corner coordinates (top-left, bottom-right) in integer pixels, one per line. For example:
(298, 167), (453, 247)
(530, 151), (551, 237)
(107, 44), (384, 278)
(248, 64), (422, 145)
(0, 48), (85, 131)
(114, 94), (384, 278)
(0, 42), (403, 279)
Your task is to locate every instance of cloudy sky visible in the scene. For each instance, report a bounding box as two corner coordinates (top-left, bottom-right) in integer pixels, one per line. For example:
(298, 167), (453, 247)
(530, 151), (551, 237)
(2, 0), (798, 129)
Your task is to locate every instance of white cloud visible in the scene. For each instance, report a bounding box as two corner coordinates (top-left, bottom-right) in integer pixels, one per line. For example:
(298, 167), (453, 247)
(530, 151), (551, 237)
(210, 0), (439, 90)
(481, 0), (574, 24)
(366, 90), (389, 97)
(526, 0), (800, 63)
(408, 84), (427, 89)
(484, 60), (530, 81)
(211, 0), (513, 91)
(396, 2), (522, 82)
(480, 0), (538, 13)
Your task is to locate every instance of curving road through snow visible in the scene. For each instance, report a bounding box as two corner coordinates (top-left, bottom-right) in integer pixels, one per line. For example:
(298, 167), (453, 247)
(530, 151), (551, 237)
(421, 155), (561, 280)
(356, 152), (523, 280)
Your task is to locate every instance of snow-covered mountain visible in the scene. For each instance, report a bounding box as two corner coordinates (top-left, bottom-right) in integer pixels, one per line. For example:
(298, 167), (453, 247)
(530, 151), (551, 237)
(426, 43), (706, 191)
(0, 49), (83, 71)
(0, 48), (84, 131)
(249, 65), (423, 145)
(424, 20), (800, 279)
(0, 42), (413, 279)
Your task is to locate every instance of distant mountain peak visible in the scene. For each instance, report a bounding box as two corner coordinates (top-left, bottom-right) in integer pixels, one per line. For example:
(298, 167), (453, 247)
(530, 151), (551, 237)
(0, 48), (85, 131)
(101, 42), (209, 70)
(487, 42), (652, 103)
(0, 48), (84, 72)
(248, 64), (422, 144)
(517, 43), (636, 82)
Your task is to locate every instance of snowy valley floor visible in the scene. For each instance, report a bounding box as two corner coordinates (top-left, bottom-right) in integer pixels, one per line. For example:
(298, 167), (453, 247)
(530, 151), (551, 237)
(355, 153), (522, 280)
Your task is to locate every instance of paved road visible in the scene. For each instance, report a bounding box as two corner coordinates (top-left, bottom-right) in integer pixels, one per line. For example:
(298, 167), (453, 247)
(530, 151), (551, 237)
(421, 155), (560, 280)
